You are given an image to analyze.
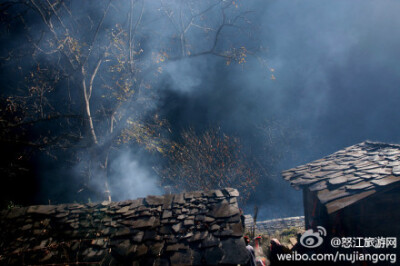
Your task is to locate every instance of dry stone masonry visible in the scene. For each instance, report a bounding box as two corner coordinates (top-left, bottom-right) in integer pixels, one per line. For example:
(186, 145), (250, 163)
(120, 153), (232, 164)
(244, 215), (304, 235)
(0, 188), (248, 265)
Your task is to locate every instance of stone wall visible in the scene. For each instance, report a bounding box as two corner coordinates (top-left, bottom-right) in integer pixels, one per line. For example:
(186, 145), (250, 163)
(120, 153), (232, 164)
(244, 215), (305, 235)
(0, 188), (248, 265)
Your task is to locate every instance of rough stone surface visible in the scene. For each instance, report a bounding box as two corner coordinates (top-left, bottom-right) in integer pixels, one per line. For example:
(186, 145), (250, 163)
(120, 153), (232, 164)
(220, 237), (249, 264)
(0, 188), (247, 265)
(244, 215), (305, 235)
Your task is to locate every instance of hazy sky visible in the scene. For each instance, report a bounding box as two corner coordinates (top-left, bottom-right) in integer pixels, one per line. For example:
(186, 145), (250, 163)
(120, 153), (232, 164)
(160, 0), (400, 218)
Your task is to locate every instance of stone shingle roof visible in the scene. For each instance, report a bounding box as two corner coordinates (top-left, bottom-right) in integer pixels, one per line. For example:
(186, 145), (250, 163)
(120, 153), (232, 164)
(0, 188), (248, 265)
(282, 141), (400, 214)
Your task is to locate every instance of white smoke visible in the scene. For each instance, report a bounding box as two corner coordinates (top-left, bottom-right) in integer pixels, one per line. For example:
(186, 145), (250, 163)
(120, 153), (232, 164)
(109, 152), (162, 200)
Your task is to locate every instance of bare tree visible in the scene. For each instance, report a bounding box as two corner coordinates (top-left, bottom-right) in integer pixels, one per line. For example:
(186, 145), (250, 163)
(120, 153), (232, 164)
(157, 127), (262, 203)
(0, 0), (257, 203)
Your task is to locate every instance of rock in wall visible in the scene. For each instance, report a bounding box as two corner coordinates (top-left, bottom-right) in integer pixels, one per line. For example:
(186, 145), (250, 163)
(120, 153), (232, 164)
(244, 215), (305, 235)
(0, 188), (248, 265)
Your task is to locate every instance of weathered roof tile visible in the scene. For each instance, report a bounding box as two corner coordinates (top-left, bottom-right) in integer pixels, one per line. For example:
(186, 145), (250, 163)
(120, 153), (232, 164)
(309, 180), (328, 191)
(317, 188), (351, 204)
(325, 190), (376, 214)
(371, 175), (400, 186)
(283, 141), (400, 213)
(345, 181), (374, 191)
(392, 166), (400, 175)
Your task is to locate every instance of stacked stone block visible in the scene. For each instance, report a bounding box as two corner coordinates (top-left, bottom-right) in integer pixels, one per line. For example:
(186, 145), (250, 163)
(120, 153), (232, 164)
(0, 188), (248, 265)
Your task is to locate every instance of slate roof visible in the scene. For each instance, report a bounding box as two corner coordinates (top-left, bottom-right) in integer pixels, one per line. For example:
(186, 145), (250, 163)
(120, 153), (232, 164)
(0, 188), (248, 265)
(282, 141), (400, 214)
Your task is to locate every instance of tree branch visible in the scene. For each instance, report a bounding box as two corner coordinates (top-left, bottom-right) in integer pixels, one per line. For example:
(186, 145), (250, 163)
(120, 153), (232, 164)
(0, 114), (82, 129)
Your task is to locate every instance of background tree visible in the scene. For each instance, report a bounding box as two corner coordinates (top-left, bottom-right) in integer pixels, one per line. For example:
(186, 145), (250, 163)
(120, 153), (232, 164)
(0, 0), (258, 205)
(157, 127), (263, 202)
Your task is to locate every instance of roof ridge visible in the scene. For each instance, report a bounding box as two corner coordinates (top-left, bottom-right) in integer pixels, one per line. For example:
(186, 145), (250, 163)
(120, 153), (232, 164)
(362, 140), (400, 149)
